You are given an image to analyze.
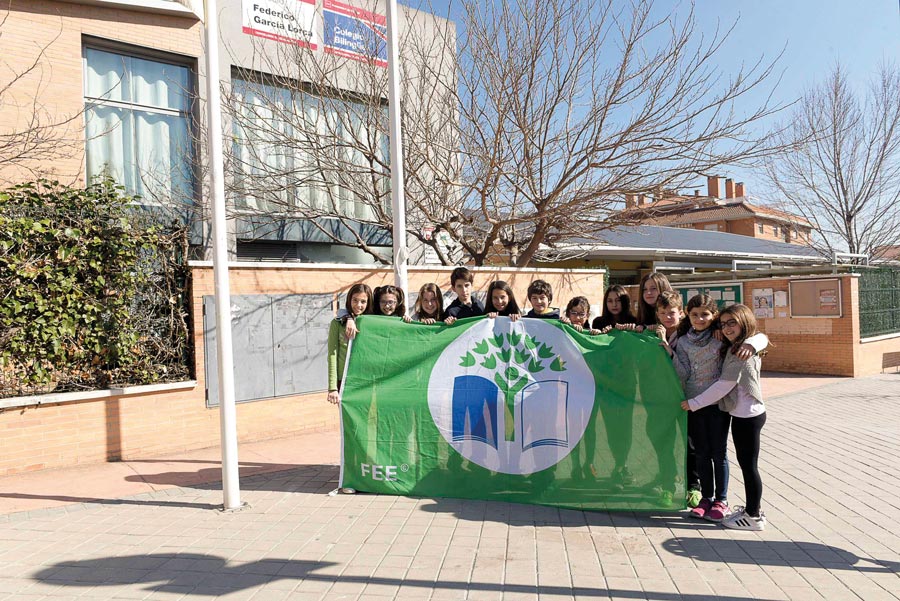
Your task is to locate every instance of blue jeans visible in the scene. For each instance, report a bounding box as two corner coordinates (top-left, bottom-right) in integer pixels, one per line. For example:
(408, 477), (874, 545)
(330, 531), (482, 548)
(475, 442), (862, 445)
(690, 405), (731, 501)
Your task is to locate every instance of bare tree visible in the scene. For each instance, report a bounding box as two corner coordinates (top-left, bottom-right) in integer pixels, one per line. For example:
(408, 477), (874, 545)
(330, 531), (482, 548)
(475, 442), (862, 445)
(223, 11), (400, 262)
(225, 0), (786, 266)
(0, 11), (80, 184)
(763, 64), (900, 259)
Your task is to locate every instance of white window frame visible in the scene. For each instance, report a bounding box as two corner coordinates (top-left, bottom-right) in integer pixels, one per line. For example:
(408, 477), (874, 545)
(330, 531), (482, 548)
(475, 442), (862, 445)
(82, 38), (196, 205)
(230, 72), (390, 222)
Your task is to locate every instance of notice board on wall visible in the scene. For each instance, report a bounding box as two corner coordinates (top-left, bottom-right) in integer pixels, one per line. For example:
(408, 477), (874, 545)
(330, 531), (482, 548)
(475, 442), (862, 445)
(674, 283), (743, 310)
(789, 279), (842, 317)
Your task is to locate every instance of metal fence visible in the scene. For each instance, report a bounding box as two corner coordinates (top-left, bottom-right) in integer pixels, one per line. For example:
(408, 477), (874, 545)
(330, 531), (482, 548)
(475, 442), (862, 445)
(858, 268), (900, 338)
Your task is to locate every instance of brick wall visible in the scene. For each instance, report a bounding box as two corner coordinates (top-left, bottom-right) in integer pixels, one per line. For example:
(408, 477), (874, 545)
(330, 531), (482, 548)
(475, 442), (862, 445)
(684, 218), (806, 244)
(727, 219), (758, 238)
(752, 277), (855, 376)
(0, 0), (202, 184)
(691, 220), (728, 233)
(0, 264), (606, 476)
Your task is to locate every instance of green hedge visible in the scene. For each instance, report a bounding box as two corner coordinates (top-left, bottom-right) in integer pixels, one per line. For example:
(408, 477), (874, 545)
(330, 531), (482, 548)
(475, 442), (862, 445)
(0, 179), (192, 396)
(858, 267), (900, 338)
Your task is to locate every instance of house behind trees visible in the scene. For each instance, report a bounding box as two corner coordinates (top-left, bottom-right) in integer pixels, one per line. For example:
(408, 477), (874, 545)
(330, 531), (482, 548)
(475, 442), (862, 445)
(618, 175), (812, 246)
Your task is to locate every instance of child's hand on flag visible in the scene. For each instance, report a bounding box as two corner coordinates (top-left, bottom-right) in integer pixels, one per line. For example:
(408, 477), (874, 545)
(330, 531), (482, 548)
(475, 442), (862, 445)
(345, 318), (359, 340)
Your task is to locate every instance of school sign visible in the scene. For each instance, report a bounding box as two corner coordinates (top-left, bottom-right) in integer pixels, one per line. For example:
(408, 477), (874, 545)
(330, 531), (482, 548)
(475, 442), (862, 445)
(242, 0), (318, 48)
(339, 317), (687, 511)
(323, 0), (387, 67)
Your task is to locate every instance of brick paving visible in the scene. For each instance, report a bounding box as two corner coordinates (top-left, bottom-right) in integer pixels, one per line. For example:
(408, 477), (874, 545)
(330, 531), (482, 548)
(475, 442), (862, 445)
(0, 374), (898, 600)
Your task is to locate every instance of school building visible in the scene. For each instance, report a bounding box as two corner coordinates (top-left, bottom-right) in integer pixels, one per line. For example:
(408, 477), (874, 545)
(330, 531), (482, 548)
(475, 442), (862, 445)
(2, 1), (899, 477)
(543, 223), (900, 377)
(0, 0), (450, 474)
(0, 0), (449, 263)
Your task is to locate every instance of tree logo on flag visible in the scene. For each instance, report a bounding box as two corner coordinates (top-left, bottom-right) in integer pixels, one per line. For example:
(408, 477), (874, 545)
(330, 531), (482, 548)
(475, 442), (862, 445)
(427, 318), (595, 475)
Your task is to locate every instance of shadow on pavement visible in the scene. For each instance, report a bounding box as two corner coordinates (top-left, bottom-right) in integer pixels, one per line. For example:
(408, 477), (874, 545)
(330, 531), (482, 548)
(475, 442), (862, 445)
(0, 493), (218, 510)
(121, 461), (336, 489)
(32, 552), (785, 600)
(0, 465), (338, 512)
(416, 496), (718, 531)
(663, 537), (900, 573)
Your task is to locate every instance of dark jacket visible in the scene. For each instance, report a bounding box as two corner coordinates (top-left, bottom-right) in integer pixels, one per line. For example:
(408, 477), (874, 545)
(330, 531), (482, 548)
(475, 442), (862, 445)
(525, 308), (561, 319)
(444, 298), (486, 319)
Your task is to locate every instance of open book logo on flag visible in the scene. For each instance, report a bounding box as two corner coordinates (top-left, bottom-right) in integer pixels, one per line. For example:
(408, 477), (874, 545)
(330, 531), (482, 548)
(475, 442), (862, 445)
(427, 318), (596, 475)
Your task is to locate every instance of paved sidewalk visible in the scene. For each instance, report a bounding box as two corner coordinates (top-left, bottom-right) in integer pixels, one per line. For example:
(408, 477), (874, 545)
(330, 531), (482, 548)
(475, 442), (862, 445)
(0, 371), (846, 517)
(1, 374), (898, 600)
(0, 431), (339, 516)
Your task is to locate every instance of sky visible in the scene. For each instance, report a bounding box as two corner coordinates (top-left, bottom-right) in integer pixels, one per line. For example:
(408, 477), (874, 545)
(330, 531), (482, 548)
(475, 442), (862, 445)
(434, 0), (900, 202)
(659, 1), (900, 197)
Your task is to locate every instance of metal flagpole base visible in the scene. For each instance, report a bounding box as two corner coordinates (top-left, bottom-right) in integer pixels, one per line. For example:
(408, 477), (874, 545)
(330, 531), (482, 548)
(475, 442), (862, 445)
(218, 502), (251, 513)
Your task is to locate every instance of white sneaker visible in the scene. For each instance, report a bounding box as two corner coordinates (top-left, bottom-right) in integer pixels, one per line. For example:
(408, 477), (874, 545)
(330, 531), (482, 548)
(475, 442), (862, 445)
(722, 506), (766, 531)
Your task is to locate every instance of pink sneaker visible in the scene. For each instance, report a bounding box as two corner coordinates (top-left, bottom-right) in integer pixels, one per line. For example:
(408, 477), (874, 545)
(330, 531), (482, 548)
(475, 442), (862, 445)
(706, 500), (730, 522)
(690, 497), (712, 519)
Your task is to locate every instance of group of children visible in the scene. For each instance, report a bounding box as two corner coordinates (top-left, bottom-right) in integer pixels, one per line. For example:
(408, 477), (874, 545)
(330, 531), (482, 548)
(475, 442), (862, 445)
(326, 268), (769, 531)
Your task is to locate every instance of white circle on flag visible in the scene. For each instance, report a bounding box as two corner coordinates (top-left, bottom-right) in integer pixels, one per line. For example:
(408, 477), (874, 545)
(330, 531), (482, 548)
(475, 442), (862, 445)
(427, 318), (595, 475)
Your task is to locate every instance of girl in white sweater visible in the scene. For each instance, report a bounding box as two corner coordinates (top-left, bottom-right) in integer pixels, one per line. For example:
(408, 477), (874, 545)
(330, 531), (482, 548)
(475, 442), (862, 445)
(681, 304), (768, 531)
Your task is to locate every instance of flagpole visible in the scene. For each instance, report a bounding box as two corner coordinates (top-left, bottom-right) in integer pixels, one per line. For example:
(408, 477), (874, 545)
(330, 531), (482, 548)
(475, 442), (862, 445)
(203, 0), (242, 510)
(385, 0), (409, 304)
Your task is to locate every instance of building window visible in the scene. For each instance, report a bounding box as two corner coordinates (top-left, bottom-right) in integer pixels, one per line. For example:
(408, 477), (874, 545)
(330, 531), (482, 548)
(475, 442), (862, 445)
(773, 226), (780, 236)
(791, 229), (798, 239)
(704, 224), (718, 231)
(83, 45), (194, 204)
(230, 74), (389, 221)
(757, 223), (764, 234)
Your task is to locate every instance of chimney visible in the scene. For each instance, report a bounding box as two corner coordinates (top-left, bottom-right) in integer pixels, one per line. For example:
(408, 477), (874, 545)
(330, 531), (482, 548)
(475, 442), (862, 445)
(725, 178), (735, 199)
(707, 175), (722, 198)
(625, 194), (637, 208)
(694, 189), (700, 196)
(735, 182), (746, 197)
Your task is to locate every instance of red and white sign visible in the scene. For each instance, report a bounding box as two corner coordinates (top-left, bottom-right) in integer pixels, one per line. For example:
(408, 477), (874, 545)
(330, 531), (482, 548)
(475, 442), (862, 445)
(242, 0), (319, 48)
(323, 0), (387, 67)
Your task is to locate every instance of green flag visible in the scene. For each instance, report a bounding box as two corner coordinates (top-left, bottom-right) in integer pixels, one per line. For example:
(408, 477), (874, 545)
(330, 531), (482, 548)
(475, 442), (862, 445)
(339, 315), (686, 511)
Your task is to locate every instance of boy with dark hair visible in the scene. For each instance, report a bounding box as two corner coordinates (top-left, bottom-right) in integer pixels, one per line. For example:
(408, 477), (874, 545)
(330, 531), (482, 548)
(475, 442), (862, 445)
(654, 291), (685, 357)
(444, 267), (485, 324)
(525, 279), (560, 319)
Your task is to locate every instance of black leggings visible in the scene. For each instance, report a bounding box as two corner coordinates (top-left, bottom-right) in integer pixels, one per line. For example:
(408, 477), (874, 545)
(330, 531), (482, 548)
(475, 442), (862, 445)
(691, 405), (731, 501)
(731, 412), (767, 516)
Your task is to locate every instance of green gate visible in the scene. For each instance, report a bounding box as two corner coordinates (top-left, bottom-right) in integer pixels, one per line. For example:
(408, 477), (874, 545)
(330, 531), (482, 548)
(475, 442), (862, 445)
(858, 268), (900, 338)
